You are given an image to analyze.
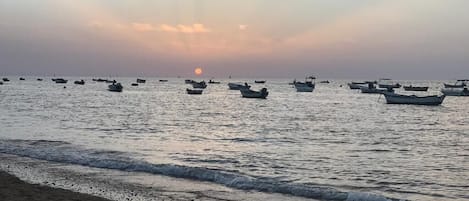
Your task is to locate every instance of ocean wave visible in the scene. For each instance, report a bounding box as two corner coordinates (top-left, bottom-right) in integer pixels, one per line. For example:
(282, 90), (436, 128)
(0, 139), (404, 201)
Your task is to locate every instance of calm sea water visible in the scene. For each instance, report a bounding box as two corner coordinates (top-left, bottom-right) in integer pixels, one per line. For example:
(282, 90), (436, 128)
(0, 77), (468, 201)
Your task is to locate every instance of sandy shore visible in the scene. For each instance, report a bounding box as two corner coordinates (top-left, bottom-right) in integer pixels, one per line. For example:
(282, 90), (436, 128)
(0, 170), (111, 201)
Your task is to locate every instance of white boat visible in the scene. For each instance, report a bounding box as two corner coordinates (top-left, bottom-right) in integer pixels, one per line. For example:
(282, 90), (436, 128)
(186, 88), (203, 95)
(443, 80), (468, 88)
(228, 83), (251, 90)
(383, 93), (445, 105)
(240, 88), (269, 99)
(294, 82), (314, 92)
(192, 81), (207, 89)
(441, 88), (469, 96)
(108, 83), (123, 92)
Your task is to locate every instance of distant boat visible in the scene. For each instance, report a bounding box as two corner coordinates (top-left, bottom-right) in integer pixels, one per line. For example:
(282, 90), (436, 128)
(186, 88), (203, 95)
(441, 88), (469, 96)
(228, 83), (251, 90)
(37, 78), (43, 81)
(19, 77), (25, 81)
(74, 80), (85, 85)
(136, 79), (146, 83)
(105, 80), (115, 83)
(294, 82), (314, 92)
(443, 80), (467, 88)
(185, 79), (196, 84)
(2, 78), (10, 82)
(159, 80), (168, 82)
(108, 83), (123, 92)
(131, 83), (138, 86)
(0, 81), (3, 85)
(378, 83), (401, 89)
(192, 81), (207, 89)
(403, 85), (428, 91)
(319, 80), (330, 84)
(383, 93), (445, 105)
(54, 78), (68, 84)
(208, 80), (220, 84)
(360, 82), (390, 94)
(254, 80), (266, 84)
(94, 78), (108, 82)
(240, 88), (269, 99)
(348, 82), (367, 89)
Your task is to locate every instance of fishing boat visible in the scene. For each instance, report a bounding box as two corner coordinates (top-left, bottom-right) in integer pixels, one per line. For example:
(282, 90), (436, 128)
(319, 80), (330, 84)
(360, 82), (390, 94)
(74, 80), (85, 85)
(131, 83), (138, 86)
(441, 88), (469, 96)
(108, 83), (123, 92)
(54, 78), (68, 84)
(443, 80), (468, 88)
(228, 83), (251, 90)
(208, 80), (220, 84)
(19, 77), (25, 80)
(2, 78), (10, 82)
(348, 82), (367, 89)
(240, 88), (269, 99)
(254, 80), (266, 84)
(403, 85), (429, 91)
(186, 88), (203, 95)
(383, 92), (445, 105)
(192, 81), (207, 89)
(136, 78), (146, 83)
(185, 79), (196, 84)
(94, 78), (108, 82)
(294, 82), (315, 92)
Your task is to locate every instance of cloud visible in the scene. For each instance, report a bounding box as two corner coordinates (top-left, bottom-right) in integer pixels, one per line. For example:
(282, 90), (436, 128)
(160, 23), (211, 33)
(239, 24), (248, 30)
(132, 23), (157, 32)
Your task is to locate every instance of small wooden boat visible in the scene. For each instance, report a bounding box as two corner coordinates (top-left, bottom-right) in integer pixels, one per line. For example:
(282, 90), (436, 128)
(294, 82), (315, 92)
(2, 78), (10, 82)
(208, 80), (220, 84)
(74, 80), (85, 85)
(131, 83), (138, 86)
(403, 85), (428, 91)
(254, 80), (266, 84)
(136, 78), (146, 83)
(228, 83), (251, 90)
(441, 88), (469, 96)
(383, 93), (445, 105)
(186, 88), (203, 95)
(240, 88), (269, 99)
(19, 77), (25, 81)
(360, 82), (390, 94)
(54, 78), (68, 84)
(108, 83), (123, 92)
(192, 81), (207, 89)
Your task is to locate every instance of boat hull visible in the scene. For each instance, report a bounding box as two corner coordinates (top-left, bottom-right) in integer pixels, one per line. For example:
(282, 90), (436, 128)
(384, 93), (445, 105)
(108, 83), (123, 92)
(186, 89), (203, 95)
(360, 87), (388, 94)
(228, 83), (250, 90)
(240, 88), (268, 99)
(441, 88), (469, 96)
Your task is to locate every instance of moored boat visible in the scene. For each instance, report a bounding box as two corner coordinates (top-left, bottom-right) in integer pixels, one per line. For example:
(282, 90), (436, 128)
(37, 78), (43, 81)
(240, 88), (269, 99)
(208, 80), (220, 84)
(186, 88), (203, 95)
(19, 77), (25, 81)
(185, 79), (196, 84)
(348, 82), (367, 89)
(319, 80), (330, 84)
(2, 78), (10, 82)
(54, 78), (68, 84)
(0, 81), (3, 85)
(294, 82), (315, 92)
(159, 80), (168, 82)
(136, 78), (146, 83)
(131, 83), (138, 86)
(443, 80), (468, 88)
(192, 81), (207, 89)
(378, 83), (401, 89)
(74, 80), (85, 85)
(403, 85), (429, 91)
(441, 88), (469, 96)
(228, 83), (251, 90)
(360, 82), (390, 94)
(383, 92), (445, 105)
(254, 80), (266, 84)
(108, 83), (123, 92)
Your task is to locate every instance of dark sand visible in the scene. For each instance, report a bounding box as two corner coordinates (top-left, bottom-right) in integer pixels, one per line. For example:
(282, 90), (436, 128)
(0, 170), (111, 201)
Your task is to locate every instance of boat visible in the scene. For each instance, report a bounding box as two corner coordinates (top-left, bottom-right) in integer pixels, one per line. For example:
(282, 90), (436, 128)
(159, 80), (168, 82)
(19, 77), (25, 80)
(54, 78), (68, 84)
(136, 79), (146, 83)
(441, 88), (469, 96)
(208, 80), (220, 84)
(254, 80), (266, 84)
(228, 83), (251, 90)
(185, 79), (196, 84)
(240, 88), (269, 99)
(37, 78), (43, 81)
(105, 80), (115, 83)
(131, 83), (138, 86)
(443, 80), (468, 88)
(348, 82), (367, 89)
(192, 81), (207, 89)
(383, 92), (445, 105)
(74, 80), (85, 85)
(378, 83), (401, 89)
(319, 80), (330, 84)
(94, 78), (108, 82)
(2, 78), (10, 82)
(403, 85), (429, 91)
(186, 88), (203, 95)
(0, 81), (3, 85)
(294, 82), (315, 92)
(108, 83), (123, 92)
(360, 82), (390, 94)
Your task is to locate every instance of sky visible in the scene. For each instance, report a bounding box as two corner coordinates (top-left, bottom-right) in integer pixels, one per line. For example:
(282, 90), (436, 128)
(1, 0), (468, 79)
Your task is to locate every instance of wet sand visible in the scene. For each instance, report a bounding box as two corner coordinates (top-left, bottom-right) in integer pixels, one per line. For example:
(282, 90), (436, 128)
(0, 170), (111, 201)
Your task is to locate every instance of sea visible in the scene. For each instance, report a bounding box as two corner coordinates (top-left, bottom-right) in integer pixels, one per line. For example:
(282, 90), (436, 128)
(0, 77), (467, 201)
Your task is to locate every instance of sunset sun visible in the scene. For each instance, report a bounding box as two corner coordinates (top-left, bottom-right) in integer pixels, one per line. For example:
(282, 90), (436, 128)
(194, 67), (203, 76)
